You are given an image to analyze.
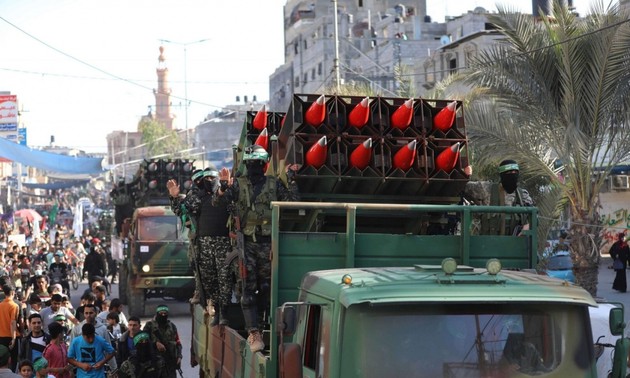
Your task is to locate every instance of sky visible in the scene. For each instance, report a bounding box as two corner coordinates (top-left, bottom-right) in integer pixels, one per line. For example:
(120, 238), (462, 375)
(0, 0), (595, 153)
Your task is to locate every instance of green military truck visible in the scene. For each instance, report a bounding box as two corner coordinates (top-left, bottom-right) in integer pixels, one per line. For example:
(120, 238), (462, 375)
(118, 159), (196, 317)
(191, 94), (628, 377)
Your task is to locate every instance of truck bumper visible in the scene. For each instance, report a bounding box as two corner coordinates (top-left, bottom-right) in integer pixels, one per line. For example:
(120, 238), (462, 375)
(132, 276), (194, 289)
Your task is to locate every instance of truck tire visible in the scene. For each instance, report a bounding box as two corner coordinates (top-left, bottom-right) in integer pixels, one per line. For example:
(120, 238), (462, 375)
(126, 276), (145, 317)
(119, 264), (128, 304)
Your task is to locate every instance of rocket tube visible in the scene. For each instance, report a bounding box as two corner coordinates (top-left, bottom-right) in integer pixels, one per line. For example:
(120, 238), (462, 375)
(435, 142), (461, 173)
(254, 128), (268, 150)
(392, 140), (417, 171)
(305, 136), (328, 168)
(348, 97), (370, 128)
(252, 104), (268, 130)
(304, 95), (326, 127)
(349, 138), (372, 169)
(433, 101), (457, 132)
(390, 99), (414, 129)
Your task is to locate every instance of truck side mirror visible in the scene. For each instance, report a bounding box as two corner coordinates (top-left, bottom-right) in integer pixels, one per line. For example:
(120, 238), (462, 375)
(276, 305), (297, 336)
(609, 307), (625, 336)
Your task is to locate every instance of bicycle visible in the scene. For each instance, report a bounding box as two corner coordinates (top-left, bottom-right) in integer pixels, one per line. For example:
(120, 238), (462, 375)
(69, 265), (80, 290)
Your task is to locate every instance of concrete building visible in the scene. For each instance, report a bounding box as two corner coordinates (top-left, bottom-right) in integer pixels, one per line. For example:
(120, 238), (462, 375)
(268, 0), (503, 112)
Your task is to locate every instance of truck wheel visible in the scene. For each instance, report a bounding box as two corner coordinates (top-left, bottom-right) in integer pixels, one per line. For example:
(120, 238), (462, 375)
(119, 264), (128, 304)
(126, 276), (145, 317)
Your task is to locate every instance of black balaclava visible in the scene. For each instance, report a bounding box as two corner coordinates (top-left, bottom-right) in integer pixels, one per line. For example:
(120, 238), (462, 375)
(500, 172), (518, 194)
(136, 341), (152, 361)
(203, 177), (219, 193)
(499, 159), (519, 194)
(246, 160), (265, 183)
(156, 311), (168, 326)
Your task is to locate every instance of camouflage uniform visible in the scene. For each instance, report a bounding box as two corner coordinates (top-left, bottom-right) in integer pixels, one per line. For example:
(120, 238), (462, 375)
(169, 186), (202, 299)
(216, 175), (299, 331)
(117, 356), (166, 378)
(485, 184), (534, 235)
(143, 318), (182, 378)
(197, 235), (232, 308)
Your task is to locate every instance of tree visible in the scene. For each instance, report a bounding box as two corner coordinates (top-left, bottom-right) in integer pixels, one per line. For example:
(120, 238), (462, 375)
(137, 119), (185, 158)
(450, 2), (630, 296)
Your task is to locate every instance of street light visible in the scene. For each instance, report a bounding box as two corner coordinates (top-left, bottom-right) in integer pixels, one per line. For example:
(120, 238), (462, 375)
(159, 38), (210, 146)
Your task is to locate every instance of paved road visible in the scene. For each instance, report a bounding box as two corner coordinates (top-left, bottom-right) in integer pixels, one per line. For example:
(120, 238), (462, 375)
(69, 280), (199, 377)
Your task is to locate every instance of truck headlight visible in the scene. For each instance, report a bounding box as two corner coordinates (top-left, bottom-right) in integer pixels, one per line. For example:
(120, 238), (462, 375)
(142, 265), (151, 273)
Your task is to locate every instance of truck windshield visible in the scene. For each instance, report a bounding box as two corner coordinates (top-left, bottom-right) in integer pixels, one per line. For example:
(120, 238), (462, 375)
(137, 216), (185, 241)
(340, 302), (592, 378)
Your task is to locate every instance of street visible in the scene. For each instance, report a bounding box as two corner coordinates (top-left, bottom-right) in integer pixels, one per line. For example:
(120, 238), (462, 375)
(70, 281), (199, 377)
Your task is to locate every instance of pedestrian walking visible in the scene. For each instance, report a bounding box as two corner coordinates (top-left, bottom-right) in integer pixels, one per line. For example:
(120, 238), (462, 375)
(611, 233), (630, 292)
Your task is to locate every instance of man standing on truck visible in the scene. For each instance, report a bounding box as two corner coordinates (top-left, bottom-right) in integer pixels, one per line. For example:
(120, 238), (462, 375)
(110, 178), (138, 238)
(477, 159), (534, 235)
(190, 167), (232, 324)
(143, 305), (181, 378)
(169, 165), (233, 320)
(216, 144), (299, 353)
(167, 168), (205, 305)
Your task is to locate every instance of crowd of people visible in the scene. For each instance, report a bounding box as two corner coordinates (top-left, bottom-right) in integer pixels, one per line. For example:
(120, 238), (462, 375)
(0, 210), (183, 377)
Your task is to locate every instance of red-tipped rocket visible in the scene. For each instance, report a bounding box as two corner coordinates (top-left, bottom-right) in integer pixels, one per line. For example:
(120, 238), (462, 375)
(435, 142), (461, 173)
(280, 115), (286, 128)
(305, 136), (328, 168)
(392, 140), (417, 171)
(254, 128), (269, 150)
(390, 99), (414, 129)
(304, 95), (326, 127)
(349, 138), (372, 169)
(433, 101), (457, 132)
(252, 104), (267, 130)
(348, 97), (370, 128)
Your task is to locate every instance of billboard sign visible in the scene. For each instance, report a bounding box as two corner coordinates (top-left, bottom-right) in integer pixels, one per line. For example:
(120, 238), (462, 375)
(0, 95), (18, 125)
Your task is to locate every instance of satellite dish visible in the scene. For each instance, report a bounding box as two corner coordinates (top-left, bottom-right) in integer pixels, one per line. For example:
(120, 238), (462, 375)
(440, 35), (450, 45)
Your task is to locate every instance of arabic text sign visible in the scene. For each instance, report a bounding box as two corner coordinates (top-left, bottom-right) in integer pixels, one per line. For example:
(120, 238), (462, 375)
(0, 95), (18, 125)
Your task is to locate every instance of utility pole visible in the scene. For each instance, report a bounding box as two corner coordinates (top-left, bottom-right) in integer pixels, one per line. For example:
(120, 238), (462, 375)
(159, 38), (210, 146)
(332, 0), (341, 92)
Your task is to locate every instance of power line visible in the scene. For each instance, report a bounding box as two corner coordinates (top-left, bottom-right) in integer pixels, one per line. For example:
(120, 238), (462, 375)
(0, 67), (268, 85)
(0, 16), (234, 111)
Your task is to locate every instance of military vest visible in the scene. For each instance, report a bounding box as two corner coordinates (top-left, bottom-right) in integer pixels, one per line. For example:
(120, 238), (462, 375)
(236, 176), (277, 238)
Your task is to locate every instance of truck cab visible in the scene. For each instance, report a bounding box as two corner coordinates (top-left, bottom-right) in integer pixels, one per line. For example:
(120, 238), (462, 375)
(119, 206), (193, 316)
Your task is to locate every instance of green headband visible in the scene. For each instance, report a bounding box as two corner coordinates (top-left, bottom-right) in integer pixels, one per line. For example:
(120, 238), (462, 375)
(498, 163), (519, 173)
(133, 332), (150, 346)
(33, 357), (49, 372)
(192, 171), (204, 181)
(156, 305), (169, 313)
(204, 169), (219, 178)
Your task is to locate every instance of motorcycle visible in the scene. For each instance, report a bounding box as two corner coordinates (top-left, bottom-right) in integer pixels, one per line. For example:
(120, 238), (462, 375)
(48, 271), (71, 298)
(69, 264), (80, 290)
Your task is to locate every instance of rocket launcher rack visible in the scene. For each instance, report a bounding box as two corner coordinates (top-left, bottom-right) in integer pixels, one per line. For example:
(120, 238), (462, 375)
(240, 94), (470, 204)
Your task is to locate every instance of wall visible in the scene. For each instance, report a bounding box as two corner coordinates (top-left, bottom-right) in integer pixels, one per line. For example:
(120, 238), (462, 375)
(599, 190), (630, 253)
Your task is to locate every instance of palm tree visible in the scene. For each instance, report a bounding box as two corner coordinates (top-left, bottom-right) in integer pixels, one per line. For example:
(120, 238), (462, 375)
(450, 2), (630, 296)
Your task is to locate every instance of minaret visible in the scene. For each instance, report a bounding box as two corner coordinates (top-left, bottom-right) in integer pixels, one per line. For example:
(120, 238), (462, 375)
(153, 46), (174, 130)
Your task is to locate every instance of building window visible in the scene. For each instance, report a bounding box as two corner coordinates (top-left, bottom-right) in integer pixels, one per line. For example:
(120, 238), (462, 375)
(311, 68), (316, 80)
(294, 42), (299, 55)
(449, 57), (457, 74)
(304, 39), (308, 50)
(295, 76), (300, 87)
(318, 63), (322, 76)
(303, 73), (308, 84)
